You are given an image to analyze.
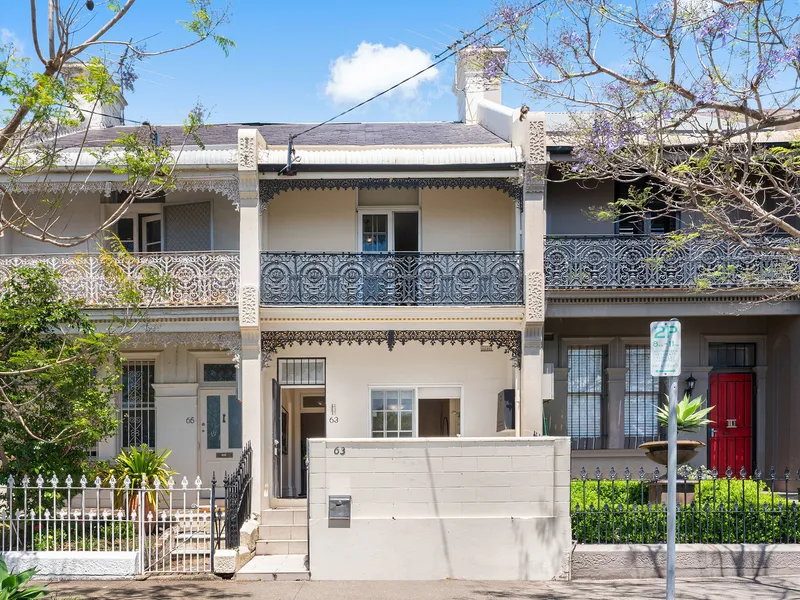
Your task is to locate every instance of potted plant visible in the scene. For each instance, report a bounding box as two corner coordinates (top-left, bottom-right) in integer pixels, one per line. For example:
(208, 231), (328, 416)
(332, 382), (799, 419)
(105, 445), (176, 519)
(639, 394), (714, 466)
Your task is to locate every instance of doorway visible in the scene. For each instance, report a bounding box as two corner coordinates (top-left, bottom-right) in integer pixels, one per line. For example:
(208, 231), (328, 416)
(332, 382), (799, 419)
(709, 373), (754, 473)
(418, 398), (460, 437)
(300, 411), (326, 496)
(199, 388), (241, 486)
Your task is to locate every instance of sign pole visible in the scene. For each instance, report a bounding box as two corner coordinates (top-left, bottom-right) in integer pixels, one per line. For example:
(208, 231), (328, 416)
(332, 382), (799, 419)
(666, 375), (678, 600)
(649, 319), (681, 600)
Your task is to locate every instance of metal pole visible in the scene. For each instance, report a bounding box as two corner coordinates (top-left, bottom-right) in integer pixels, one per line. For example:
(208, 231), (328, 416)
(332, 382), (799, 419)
(666, 375), (678, 600)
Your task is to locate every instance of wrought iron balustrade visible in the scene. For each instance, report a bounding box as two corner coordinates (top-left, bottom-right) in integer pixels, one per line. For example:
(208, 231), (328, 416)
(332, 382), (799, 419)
(544, 235), (800, 290)
(260, 252), (523, 306)
(0, 252), (240, 306)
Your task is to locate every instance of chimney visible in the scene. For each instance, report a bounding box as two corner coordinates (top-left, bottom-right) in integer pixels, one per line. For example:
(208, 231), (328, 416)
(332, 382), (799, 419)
(62, 62), (127, 129)
(454, 47), (507, 124)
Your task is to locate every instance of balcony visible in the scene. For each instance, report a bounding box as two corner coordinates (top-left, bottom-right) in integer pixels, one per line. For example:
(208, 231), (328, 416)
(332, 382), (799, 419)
(0, 252), (240, 307)
(544, 235), (798, 290)
(260, 252), (523, 306)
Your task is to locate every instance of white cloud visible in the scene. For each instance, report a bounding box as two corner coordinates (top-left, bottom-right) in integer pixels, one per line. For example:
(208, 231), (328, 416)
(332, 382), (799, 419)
(1, 28), (24, 54)
(325, 42), (439, 105)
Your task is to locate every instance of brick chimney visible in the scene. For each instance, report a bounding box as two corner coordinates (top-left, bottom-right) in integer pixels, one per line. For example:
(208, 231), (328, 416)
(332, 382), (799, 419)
(454, 47), (507, 124)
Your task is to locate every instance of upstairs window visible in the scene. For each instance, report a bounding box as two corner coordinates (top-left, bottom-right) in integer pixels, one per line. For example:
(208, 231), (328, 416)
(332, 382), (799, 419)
(615, 178), (680, 235)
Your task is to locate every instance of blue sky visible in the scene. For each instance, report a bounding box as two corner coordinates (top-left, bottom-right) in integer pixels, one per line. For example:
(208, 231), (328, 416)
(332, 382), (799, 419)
(2, 0), (528, 126)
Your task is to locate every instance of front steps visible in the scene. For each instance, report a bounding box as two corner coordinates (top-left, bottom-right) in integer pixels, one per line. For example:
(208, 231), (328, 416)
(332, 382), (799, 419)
(257, 507), (308, 555)
(237, 554), (309, 581)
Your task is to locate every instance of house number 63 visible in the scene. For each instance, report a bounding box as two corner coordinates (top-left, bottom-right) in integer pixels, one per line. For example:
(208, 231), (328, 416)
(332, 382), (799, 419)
(333, 447), (346, 456)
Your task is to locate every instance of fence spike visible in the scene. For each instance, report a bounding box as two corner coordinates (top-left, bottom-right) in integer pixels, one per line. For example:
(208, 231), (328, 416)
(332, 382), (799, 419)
(609, 466), (616, 480)
(65, 474), (73, 488)
(195, 476), (203, 489)
(580, 466), (587, 481)
(653, 466), (661, 480)
(726, 467), (733, 479)
(181, 476), (189, 490)
(36, 474), (44, 488)
(785, 467), (791, 480)
(109, 475), (117, 489)
(123, 476), (131, 489)
(50, 474), (58, 487)
(770, 466), (776, 479)
(6, 475), (13, 488)
(21, 475), (29, 487)
(755, 468), (762, 479)
(740, 466), (748, 478)
(594, 467), (602, 480)
(80, 474), (87, 488)
(94, 476), (102, 488)
(624, 466), (631, 480)
(153, 478), (161, 490)
(638, 466), (645, 480)
(711, 467), (718, 479)
(167, 476), (175, 490)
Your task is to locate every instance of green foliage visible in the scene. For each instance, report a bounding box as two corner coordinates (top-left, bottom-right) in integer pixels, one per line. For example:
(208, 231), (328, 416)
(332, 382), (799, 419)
(656, 394), (714, 432)
(32, 522), (136, 552)
(0, 265), (121, 476)
(0, 557), (48, 600)
(571, 478), (797, 544)
(104, 445), (176, 505)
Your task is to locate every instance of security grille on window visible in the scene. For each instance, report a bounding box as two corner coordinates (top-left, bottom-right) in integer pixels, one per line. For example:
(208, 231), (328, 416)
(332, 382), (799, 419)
(371, 389), (413, 437)
(278, 358), (325, 386)
(120, 361), (156, 448)
(625, 345), (661, 448)
(567, 346), (607, 450)
(708, 343), (756, 368)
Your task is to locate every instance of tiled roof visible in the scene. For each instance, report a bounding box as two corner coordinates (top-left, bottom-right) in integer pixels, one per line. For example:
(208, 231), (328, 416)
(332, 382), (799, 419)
(56, 122), (508, 149)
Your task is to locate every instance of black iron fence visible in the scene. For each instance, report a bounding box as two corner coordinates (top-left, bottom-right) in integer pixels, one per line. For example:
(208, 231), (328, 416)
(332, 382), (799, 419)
(223, 441), (252, 549)
(260, 252), (523, 306)
(572, 466), (800, 544)
(545, 235), (800, 290)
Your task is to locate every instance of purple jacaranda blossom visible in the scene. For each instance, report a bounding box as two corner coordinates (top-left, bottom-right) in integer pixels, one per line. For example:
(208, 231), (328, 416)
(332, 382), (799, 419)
(698, 13), (735, 45)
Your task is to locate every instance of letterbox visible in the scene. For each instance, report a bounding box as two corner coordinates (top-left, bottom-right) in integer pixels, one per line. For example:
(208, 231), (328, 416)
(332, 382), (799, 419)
(328, 495), (351, 521)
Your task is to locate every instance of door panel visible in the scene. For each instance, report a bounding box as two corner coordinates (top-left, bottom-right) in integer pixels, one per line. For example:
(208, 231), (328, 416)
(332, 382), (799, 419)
(709, 373), (753, 474)
(272, 379), (282, 498)
(199, 390), (239, 486)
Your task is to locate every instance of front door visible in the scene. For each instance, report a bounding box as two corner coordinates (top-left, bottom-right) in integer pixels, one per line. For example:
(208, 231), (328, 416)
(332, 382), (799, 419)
(272, 379), (283, 498)
(199, 389), (242, 485)
(709, 373), (753, 473)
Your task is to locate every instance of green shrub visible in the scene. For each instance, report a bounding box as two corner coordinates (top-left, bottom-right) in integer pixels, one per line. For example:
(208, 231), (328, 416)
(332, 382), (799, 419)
(570, 479), (649, 510)
(0, 557), (48, 600)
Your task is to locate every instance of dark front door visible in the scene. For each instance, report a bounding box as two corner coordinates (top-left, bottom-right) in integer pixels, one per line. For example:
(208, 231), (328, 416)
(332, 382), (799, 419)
(709, 373), (754, 473)
(272, 379), (282, 498)
(300, 413), (325, 497)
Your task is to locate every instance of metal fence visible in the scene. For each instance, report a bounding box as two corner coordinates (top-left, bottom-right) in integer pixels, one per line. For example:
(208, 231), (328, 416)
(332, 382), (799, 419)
(223, 441), (252, 549)
(0, 474), (223, 574)
(260, 251), (524, 306)
(572, 466), (800, 544)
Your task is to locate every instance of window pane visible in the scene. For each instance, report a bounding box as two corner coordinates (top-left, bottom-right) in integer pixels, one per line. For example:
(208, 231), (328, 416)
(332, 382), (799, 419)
(204, 363), (237, 382)
(386, 431), (399, 438)
(386, 391), (399, 410)
(372, 411), (384, 431)
(625, 345), (660, 448)
(120, 361), (155, 448)
(371, 391), (385, 411)
(372, 431), (385, 438)
(386, 411), (398, 431)
(228, 394), (242, 449)
(567, 346), (607, 450)
(207, 395), (221, 450)
(400, 411), (412, 431)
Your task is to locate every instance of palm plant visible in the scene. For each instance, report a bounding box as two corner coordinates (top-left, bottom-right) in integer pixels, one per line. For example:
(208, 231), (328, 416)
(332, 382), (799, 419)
(104, 445), (176, 514)
(656, 394), (714, 433)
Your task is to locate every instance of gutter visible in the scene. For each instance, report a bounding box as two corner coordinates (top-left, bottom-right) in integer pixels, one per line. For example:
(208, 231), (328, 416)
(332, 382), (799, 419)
(258, 163), (523, 173)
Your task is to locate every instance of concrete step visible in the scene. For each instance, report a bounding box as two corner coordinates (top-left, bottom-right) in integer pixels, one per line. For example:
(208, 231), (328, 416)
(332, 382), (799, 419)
(261, 508), (307, 526)
(256, 539), (308, 555)
(236, 554), (309, 581)
(258, 524), (307, 540)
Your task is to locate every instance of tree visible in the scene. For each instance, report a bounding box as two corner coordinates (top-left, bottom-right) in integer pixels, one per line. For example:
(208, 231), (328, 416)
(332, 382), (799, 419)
(0, 0), (233, 246)
(487, 0), (800, 293)
(0, 264), (120, 476)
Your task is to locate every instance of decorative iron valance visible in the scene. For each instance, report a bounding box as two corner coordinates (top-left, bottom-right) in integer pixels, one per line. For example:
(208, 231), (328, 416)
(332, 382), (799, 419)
(261, 329), (521, 368)
(258, 177), (524, 210)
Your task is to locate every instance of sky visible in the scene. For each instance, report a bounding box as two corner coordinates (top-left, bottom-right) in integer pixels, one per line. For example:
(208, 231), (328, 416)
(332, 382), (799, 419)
(1, 0), (528, 126)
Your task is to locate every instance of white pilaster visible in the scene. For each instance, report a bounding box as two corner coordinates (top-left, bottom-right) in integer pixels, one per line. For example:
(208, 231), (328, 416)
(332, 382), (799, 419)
(605, 368), (628, 449)
(237, 129), (266, 513)
(520, 113), (547, 437)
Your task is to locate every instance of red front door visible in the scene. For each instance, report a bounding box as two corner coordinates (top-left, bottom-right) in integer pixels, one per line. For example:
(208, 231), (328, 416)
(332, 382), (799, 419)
(709, 373), (753, 474)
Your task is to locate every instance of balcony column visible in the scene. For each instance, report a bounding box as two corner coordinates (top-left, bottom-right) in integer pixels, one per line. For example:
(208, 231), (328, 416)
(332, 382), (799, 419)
(237, 129), (266, 513)
(520, 113), (547, 437)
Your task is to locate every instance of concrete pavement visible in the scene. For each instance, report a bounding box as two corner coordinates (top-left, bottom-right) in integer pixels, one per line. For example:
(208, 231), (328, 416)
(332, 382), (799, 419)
(48, 576), (800, 599)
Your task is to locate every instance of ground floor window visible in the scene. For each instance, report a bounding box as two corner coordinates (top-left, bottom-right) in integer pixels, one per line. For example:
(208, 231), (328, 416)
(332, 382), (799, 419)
(371, 389), (414, 437)
(624, 344), (661, 448)
(120, 360), (156, 448)
(567, 346), (607, 450)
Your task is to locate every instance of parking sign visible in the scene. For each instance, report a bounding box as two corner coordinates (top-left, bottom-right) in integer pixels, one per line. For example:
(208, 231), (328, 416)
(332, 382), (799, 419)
(650, 320), (681, 376)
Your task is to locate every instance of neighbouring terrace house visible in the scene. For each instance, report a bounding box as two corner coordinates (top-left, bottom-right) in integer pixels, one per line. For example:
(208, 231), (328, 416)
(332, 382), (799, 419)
(2, 47), (799, 579)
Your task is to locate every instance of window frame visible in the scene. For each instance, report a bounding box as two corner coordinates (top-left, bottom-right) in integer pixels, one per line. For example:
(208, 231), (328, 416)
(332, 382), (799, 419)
(369, 387), (416, 438)
(356, 207), (421, 253)
(623, 342), (662, 448)
(118, 358), (157, 450)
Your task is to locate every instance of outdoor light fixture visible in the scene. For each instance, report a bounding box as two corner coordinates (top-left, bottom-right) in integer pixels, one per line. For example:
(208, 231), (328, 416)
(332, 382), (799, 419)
(685, 373), (696, 394)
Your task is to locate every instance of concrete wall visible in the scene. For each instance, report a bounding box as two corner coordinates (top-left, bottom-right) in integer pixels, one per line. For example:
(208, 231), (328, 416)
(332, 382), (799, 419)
(263, 341), (515, 439)
(571, 544), (800, 580)
(307, 437), (572, 580)
(264, 187), (516, 252)
(2, 551), (137, 579)
(547, 180), (615, 235)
